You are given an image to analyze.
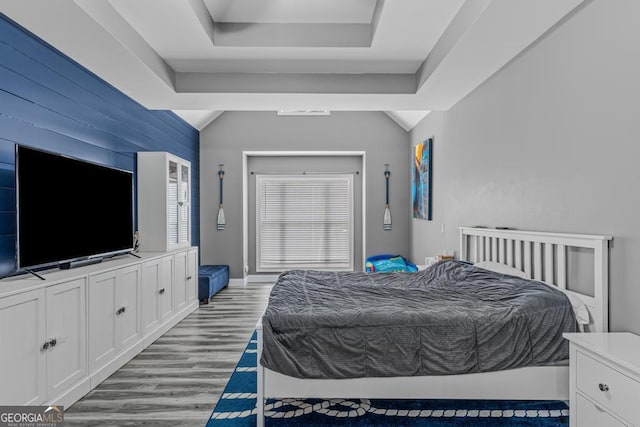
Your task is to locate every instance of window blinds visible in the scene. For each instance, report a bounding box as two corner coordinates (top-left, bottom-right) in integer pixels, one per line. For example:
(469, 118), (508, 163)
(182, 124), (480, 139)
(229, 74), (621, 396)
(256, 174), (354, 272)
(179, 165), (190, 243)
(168, 180), (178, 244)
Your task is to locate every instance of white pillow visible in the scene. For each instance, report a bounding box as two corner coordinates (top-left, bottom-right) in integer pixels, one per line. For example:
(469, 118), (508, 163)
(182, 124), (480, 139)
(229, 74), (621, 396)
(474, 260), (590, 325)
(474, 261), (527, 278)
(554, 289), (590, 326)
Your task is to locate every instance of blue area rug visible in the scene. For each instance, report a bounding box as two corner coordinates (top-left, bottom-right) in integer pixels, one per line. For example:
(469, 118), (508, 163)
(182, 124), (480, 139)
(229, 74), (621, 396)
(206, 332), (569, 426)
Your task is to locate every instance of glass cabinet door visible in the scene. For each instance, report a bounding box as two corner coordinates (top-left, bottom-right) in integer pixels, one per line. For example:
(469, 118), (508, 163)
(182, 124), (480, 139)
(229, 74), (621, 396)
(137, 152), (191, 252)
(167, 160), (179, 245)
(179, 164), (190, 244)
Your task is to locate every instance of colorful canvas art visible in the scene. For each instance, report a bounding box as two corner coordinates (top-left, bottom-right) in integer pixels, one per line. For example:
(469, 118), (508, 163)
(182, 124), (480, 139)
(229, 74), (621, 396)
(412, 138), (432, 220)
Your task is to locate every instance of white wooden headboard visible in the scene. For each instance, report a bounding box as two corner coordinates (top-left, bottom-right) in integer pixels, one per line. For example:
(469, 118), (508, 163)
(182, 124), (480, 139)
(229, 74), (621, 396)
(459, 227), (612, 332)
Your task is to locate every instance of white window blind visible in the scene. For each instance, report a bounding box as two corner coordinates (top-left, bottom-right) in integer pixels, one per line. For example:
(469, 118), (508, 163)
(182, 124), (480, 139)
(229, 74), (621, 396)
(256, 174), (353, 272)
(168, 181), (178, 245)
(179, 164), (190, 243)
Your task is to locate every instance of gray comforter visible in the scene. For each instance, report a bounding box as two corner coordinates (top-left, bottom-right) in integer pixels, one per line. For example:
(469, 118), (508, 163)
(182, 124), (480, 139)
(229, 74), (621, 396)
(260, 261), (578, 379)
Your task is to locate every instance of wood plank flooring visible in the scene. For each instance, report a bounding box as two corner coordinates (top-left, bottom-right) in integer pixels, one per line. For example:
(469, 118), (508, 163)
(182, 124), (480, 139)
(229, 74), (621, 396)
(65, 282), (273, 427)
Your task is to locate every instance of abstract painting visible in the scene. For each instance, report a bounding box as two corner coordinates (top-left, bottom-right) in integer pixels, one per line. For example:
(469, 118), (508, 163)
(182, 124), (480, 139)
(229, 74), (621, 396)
(412, 138), (432, 220)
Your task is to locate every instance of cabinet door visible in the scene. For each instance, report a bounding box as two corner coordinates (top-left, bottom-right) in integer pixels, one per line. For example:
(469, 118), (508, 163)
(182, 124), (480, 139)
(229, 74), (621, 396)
(186, 249), (198, 302)
(178, 163), (191, 245)
(0, 289), (46, 405)
(159, 255), (174, 323)
(89, 270), (118, 372)
(174, 251), (187, 312)
(141, 259), (161, 334)
(46, 278), (87, 399)
(167, 159), (179, 248)
(119, 265), (141, 351)
(138, 152), (191, 251)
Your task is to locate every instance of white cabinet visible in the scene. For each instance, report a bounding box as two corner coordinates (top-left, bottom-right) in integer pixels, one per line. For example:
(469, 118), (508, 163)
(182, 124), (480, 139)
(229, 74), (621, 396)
(186, 248), (198, 303)
(174, 250), (188, 312)
(138, 152), (191, 252)
(0, 289), (46, 405)
(0, 278), (88, 407)
(141, 255), (174, 335)
(88, 265), (140, 378)
(174, 248), (198, 312)
(119, 266), (141, 351)
(141, 258), (161, 334)
(565, 332), (640, 427)
(0, 247), (197, 409)
(45, 278), (88, 403)
(159, 255), (174, 323)
(88, 270), (118, 370)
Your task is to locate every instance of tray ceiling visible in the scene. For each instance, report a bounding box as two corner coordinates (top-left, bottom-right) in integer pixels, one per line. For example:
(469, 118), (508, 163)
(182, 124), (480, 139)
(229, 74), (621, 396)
(0, 0), (584, 130)
(203, 0), (378, 24)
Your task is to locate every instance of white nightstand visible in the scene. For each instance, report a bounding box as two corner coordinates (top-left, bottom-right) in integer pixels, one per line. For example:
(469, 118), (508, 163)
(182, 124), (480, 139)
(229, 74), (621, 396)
(563, 332), (640, 427)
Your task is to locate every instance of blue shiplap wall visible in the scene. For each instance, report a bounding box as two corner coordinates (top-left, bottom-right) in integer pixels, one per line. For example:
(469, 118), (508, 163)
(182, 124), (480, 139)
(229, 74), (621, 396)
(0, 14), (200, 276)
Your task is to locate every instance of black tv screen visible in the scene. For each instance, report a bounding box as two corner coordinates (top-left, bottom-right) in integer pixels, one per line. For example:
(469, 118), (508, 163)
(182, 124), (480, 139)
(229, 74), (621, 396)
(16, 145), (134, 270)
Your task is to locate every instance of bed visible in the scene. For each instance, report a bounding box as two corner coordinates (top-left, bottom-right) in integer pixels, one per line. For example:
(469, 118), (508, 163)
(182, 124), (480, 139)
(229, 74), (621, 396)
(256, 227), (612, 426)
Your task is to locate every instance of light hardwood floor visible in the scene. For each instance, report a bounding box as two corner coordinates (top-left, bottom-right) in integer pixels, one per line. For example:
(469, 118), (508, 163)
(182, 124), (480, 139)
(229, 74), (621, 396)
(65, 282), (273, 427)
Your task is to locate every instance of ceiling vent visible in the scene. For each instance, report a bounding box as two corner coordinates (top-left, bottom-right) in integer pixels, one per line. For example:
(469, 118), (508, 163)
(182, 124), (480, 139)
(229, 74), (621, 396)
(277, 110), (331, 116)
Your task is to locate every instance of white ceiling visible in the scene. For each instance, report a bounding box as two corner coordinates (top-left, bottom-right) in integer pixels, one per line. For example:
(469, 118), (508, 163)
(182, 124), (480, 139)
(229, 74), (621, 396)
(106, 0), (458, 73)
(203, 0), (378, 24)
(0, 0), (584, 131)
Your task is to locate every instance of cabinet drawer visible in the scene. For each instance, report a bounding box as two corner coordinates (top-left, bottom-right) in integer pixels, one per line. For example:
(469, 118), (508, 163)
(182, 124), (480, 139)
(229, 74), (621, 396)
(576, 393), (626, 427)
(576, 350), (640, 425)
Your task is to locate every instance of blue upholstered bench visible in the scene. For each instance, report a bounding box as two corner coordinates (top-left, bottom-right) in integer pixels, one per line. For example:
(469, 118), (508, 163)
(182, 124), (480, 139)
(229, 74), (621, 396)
(198, 265), (229, 304)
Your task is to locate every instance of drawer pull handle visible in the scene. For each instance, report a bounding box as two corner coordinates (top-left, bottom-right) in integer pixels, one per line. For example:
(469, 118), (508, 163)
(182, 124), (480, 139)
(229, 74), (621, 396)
(598, 383), (609, 392)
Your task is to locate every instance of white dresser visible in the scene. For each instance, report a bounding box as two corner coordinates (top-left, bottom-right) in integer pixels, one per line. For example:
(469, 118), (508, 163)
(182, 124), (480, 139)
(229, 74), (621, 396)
(564, 333), (640, 427)
(0, 248), (198, 408)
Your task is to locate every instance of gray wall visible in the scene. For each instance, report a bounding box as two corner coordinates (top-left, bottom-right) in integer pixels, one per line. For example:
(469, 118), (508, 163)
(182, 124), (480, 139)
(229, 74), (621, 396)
(201, 111), (410, 278)
(409, 0), (640, 334)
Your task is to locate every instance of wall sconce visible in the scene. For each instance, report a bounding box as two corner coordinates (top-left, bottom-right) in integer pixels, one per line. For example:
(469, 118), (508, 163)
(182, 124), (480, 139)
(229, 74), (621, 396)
(217, 164), (225, 230)
(384, 164), (391, 230)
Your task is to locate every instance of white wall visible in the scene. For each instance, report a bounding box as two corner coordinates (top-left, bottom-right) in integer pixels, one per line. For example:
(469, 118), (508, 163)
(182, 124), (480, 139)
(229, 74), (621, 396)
(201, 111), (410, 278)
(409, 0), (640, 334)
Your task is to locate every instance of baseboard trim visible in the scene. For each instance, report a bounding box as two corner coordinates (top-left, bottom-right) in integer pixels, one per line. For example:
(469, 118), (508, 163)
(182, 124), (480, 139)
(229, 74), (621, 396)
(51, 377), (90, 409)
(228, 278), (245, 286)
(245, 274), (279, 284)
(90, 341), (145, 388)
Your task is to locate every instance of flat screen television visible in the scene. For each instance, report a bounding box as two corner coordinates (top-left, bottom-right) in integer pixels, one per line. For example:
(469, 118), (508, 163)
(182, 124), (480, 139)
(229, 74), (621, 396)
(16, 145), (134, 271)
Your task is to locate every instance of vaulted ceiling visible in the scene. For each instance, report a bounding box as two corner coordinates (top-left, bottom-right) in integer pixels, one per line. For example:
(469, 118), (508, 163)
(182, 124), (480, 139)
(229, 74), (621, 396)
(0, 0), (583, 130)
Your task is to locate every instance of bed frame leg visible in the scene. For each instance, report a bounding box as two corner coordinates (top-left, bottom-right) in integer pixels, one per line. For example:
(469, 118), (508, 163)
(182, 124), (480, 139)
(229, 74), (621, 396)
(257, 373), (264, 427)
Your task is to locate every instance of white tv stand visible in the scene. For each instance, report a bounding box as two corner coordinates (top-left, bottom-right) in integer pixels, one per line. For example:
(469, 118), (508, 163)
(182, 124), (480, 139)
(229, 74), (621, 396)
(0, 247), (198, 408)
